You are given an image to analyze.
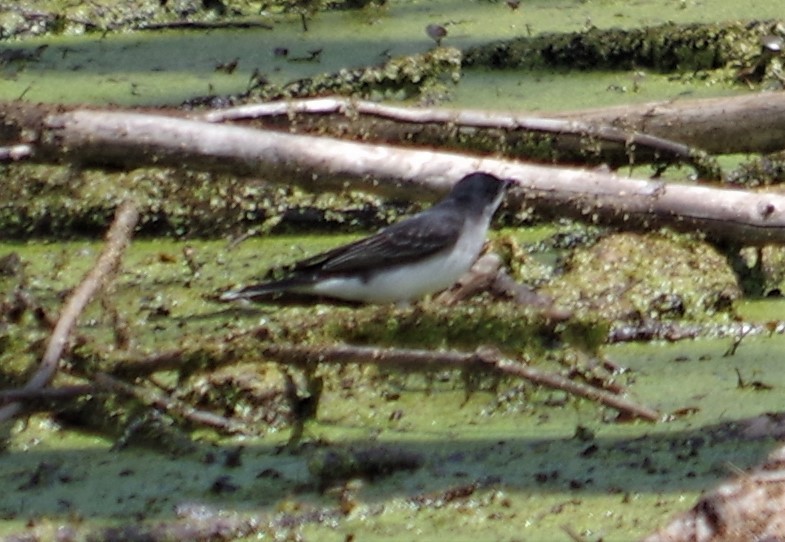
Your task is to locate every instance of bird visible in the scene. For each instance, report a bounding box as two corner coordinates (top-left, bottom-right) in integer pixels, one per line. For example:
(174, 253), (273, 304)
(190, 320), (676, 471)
(219, 172), (511, 304)
(425, 24), (448, 47)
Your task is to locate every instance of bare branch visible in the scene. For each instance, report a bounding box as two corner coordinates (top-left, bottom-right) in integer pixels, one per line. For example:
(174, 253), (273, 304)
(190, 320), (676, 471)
(105, 337), (657, 421)
(202, 96), (700, 165)
(0, 200), (138, 423)
(567, 92), (785, 156)
(491, 357), (659, 421)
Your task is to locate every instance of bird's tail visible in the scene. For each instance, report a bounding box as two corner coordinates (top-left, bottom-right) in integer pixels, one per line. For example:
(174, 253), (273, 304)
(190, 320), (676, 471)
(219, 277), (307, 301)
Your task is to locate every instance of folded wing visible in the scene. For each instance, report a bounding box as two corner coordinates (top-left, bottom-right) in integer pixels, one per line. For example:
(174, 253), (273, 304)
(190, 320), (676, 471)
(291, 203), (463, 277)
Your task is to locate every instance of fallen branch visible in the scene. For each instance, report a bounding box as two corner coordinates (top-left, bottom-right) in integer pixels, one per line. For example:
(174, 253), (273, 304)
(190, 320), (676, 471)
(107, 340), (659, 422)
(0, 200), (138, 423)
(201, 97), (712, 172)
(21, 108), (785, 246)
(565, 92), (785, 156)
(494, 357), (658, 419)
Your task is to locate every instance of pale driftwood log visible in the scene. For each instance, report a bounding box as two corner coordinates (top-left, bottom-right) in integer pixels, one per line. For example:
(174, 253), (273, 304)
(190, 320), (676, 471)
(25, 108), (785, 246)
(563, 92), (785, 156)
(0, 143), (33, 160)
(201, 97), (704, 169)
(200, 93), (785, 164)
(643, 443), (785, 542)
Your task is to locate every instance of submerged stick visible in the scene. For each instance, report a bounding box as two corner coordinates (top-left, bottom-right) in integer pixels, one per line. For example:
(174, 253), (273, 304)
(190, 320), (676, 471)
(94, 373), (251, 434)
(260, 343), (660, 422)
(109, 339), (660, 422)
(0, 384), (98, 402)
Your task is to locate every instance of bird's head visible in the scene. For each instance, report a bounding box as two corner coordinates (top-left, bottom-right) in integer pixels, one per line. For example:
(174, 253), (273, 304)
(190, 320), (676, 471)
(449, 172), (512, 213)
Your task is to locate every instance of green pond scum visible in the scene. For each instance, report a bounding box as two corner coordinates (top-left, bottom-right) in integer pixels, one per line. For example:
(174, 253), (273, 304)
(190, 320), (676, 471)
(4, 0), (785, 540)
(1, 232), (785, 540)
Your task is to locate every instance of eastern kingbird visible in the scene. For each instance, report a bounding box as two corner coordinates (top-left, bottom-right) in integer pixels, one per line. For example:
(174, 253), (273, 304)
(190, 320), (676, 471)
(220, 172), (511, 304)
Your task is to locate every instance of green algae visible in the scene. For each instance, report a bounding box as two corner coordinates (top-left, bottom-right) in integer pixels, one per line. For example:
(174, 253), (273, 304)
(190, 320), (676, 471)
(1, 1), (783, 108)
(5, 320), (785, 540)
(3, 1), (785, 540)
(0, 236), (784, 540)
(463, 20), (766, 72)
(543, 231), (741, 323)
(0, 164), (415, 238)
(330, 301), (595, 353)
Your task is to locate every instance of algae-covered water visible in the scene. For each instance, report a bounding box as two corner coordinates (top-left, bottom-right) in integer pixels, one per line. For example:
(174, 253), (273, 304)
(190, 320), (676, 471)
(1, 0), (783, 107)
(2, 236), (785, 540)
(4, 0), (785, 540)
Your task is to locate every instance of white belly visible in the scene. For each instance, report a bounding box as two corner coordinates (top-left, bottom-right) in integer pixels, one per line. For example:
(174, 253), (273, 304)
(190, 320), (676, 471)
(302, 218), (488, 303)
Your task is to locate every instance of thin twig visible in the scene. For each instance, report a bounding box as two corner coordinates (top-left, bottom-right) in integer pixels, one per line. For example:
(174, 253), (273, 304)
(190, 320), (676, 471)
(492, 358), (659, 421)
(0, 384), (98, 402)
(0, 200), (139, 423)
(94, 372), (251, 434)
(200, 97), (697, 160)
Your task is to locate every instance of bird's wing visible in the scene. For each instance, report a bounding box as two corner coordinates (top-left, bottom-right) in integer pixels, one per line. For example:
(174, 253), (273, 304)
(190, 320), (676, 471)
(291, 205), (463, 276)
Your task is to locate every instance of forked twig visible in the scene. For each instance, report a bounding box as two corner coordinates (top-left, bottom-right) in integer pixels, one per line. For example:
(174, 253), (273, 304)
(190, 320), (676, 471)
(94, 372), (251, 434)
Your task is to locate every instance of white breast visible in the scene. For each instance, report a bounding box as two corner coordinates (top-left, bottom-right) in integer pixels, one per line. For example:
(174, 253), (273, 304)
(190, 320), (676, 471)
(302, 216), (490, 303)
